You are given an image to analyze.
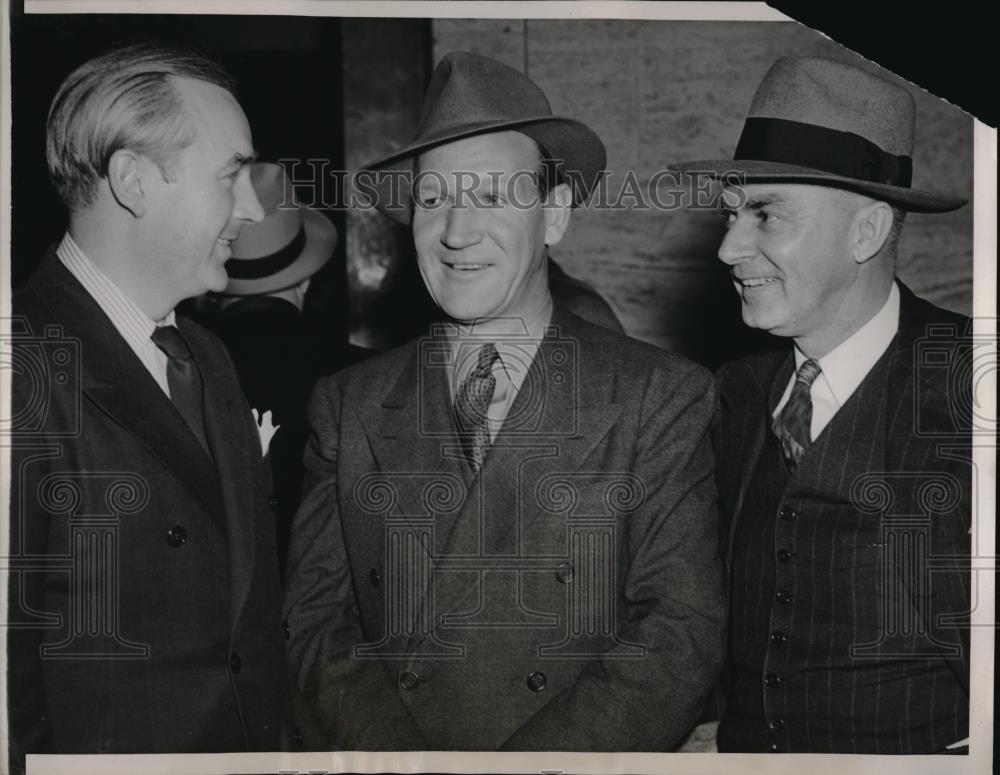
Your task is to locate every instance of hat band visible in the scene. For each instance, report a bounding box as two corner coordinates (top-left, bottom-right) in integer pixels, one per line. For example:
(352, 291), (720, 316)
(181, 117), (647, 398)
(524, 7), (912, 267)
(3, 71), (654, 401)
(734, 117), (913, 188)
(225, 226), (306, 280)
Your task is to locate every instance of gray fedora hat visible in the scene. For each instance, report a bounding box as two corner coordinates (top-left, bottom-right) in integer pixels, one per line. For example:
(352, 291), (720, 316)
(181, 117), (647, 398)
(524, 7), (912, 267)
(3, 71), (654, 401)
(670, 56), (966, 213)
(359, 51), (607, 223)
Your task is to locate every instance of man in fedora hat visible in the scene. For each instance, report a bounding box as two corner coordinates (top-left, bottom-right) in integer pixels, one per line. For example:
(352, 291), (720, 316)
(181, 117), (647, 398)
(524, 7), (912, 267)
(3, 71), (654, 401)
(215, 162), (368, 574)
(8, 44), (290, 769)
(671, 56), (972, 753)
(283, 51), (725, 751)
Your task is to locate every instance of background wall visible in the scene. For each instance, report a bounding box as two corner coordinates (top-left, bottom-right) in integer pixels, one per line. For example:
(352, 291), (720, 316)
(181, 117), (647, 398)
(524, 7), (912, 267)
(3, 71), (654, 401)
(424, 19), (974, 365)
(9, 14), (974, 370)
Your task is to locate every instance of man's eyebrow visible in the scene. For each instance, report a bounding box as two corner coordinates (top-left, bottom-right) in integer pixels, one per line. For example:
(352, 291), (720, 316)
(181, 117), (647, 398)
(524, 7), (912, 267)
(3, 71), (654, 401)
(743, 193), (787, 210)
(221, 151), (257, 173)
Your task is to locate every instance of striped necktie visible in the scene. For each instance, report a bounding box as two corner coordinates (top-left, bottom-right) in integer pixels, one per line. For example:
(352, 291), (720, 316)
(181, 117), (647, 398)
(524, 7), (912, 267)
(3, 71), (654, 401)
(772, 358), (822, 468)
(454, 343), (500, 474)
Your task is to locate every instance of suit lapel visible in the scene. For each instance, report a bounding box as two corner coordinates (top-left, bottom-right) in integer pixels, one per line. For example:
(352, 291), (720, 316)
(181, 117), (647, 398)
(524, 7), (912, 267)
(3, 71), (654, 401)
(721, 350), (792, 570)
(29, 255), (227, 530)
(429, 308), (624, 633)
(362, 336), (471, 544)
(182, 319), (257, 630)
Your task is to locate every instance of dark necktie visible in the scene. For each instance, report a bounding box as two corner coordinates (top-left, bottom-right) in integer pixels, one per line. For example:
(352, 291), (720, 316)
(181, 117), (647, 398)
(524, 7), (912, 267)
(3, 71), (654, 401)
(151, 325), (212, 459)
(772, 358), (822, 468)
(454, 343), (500, 474)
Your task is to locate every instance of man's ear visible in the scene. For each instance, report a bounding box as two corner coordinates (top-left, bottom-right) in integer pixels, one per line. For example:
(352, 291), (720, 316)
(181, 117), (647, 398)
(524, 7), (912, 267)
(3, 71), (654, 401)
(851, 199), (894, 264)
(106, 149), (147, 218)
(543, 182), (573, 246)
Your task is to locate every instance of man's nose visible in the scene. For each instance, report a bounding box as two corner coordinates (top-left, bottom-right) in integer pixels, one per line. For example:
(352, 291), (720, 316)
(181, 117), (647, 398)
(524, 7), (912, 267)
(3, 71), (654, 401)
(441, 204), (483, 249)
(234, 172), (265, 224)
(717, 217), (756, 265)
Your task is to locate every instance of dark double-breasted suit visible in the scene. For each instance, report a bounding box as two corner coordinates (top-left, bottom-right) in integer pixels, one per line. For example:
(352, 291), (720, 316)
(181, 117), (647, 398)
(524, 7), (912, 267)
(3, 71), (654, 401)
(283, 305), (726, 751)
(7, 253), (289, 770)
(713, 284), (972, 753)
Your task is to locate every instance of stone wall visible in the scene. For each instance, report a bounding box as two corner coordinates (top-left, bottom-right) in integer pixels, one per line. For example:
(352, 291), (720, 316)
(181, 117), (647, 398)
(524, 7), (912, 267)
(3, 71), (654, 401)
(430, 20), (974, 362)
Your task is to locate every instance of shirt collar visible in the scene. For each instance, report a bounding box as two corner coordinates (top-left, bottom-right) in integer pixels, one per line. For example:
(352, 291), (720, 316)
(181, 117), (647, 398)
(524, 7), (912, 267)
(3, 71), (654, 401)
(58, 232), (177, 330)
(444, 294), (554, 394)
(794, 282), (900, 407)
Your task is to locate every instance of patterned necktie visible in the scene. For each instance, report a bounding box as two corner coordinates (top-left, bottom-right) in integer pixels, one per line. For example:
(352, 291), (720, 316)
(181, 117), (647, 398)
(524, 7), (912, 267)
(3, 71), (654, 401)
(772, 358), (822, 468)
(454, 343), (500, 473)
(151, 325), (212, 459)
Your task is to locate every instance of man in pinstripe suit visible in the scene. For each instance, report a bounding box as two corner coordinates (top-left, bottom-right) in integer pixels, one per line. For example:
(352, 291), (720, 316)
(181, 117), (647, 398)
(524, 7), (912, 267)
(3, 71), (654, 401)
(672, 57), (972, 753)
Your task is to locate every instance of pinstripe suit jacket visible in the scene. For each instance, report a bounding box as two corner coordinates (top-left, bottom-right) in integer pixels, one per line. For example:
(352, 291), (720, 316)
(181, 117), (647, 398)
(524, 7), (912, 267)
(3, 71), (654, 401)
(283, 304), (726, 751)
(8, 253), (290, 771)
(713, 283), (972, 753)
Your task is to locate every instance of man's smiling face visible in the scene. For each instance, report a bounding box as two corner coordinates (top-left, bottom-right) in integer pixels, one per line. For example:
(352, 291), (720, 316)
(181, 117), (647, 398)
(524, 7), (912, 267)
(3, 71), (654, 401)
(717, 182), (863, 341)
(412, 131), (561, 325)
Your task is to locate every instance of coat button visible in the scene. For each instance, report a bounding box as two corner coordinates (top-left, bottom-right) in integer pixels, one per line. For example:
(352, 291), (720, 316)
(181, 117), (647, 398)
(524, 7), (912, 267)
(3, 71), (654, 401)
(769, 630), (787, 644)
(526, 672), (547, 692)
(230, 651), (242, 674)
(370, 568), (381, 587)
(293, 727), (304, 747)
(166, 526), (187, 547)
(769, 742), (779, 752)
(555, 563), (574, 583)
(779, 506), (797, 521)
(283, 620), (291, 640)
(767, 718), (785, 731)
(763, 673), (782, 688)
(775, 589), (793, 604)
(268, 494), (280, 511)
(399, 671), (420, 691)
(776, 548), (792, 563)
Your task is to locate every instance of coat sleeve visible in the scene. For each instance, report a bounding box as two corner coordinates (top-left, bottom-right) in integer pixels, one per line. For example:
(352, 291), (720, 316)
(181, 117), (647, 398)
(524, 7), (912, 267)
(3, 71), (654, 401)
(500, 359), (727, 750)
(282, 375), (427, 750)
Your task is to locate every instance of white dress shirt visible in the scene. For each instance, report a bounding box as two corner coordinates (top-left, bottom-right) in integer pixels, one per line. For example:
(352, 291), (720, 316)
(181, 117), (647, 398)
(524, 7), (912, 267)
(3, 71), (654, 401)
(57, 233), (175, 396)
(445, 297), (553, 443)
(773, 282), (901, 441)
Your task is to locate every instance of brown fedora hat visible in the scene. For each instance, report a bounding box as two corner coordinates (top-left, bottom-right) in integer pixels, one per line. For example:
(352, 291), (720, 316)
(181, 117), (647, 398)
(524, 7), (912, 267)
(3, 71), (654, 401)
(224, 163), (338, 296)
(670, 56), (966, 213)
(359, 51), (607, 224)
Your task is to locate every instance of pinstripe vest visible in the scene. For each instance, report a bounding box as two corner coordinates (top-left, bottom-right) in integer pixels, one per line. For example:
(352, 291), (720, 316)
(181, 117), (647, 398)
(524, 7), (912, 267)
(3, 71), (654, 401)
(719, 347), (968, 753)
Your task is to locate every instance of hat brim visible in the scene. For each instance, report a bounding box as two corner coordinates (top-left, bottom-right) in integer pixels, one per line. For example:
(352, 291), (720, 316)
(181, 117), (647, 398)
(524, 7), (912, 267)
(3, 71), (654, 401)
(669, 159), (967, 213)
(223, 207), (337, 296)
(359, 115), (607, 224)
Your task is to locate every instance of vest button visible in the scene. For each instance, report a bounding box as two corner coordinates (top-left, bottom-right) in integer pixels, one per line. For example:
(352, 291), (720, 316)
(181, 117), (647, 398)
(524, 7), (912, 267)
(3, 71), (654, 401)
(166, 526), (187, 547)
(293, 727), (304, 747)
(399, 671), (420, 691)
(769, 630), (787, 644)
(370, 568), (381, 587)
(526, 672), (547, 692)
(779, 506), (797, 521)
(763, 673), (782, 688)
(776, 548), (792, 563)
(775, 589), (793, 604)
(770, 742), (780, 752)
(283, 619), (291, 640)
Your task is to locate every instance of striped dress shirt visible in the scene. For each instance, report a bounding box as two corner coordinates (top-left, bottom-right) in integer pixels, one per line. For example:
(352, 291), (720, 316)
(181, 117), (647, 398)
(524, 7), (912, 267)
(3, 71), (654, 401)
(56, 233), (175, 396)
